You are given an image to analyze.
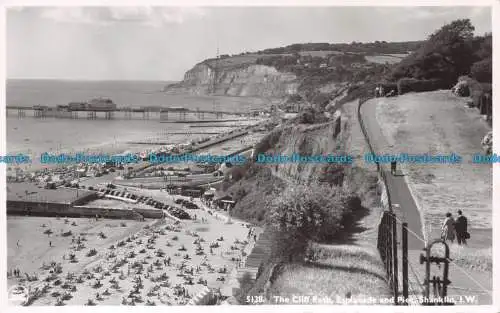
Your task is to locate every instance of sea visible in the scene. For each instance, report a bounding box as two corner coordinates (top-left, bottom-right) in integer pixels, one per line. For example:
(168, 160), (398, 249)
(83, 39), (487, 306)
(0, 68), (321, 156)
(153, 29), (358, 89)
(6, 79), (265, 165)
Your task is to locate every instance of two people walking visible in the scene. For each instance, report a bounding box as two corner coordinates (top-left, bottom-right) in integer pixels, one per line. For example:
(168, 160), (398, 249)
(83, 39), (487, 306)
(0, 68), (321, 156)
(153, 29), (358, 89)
(441, 210), (469, 245)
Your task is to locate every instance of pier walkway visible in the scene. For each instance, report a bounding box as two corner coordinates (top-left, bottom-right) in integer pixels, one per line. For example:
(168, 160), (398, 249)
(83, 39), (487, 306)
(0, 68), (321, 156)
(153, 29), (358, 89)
(6, 105), (249, 120)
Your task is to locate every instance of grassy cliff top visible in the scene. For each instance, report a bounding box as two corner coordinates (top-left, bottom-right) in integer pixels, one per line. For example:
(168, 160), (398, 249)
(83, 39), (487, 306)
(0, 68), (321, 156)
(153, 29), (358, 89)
(196, 39), (424, 71)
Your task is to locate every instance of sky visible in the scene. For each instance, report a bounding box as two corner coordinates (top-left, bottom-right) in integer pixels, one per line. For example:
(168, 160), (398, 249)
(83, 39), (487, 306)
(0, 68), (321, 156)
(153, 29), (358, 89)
(6, 6), (492, 81)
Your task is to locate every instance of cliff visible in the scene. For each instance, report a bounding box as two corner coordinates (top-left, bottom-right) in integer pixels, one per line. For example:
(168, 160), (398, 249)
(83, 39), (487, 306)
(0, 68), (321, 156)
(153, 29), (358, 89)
(164, 60), (299, 97)
(225, 112), (345, 225)
(270, 116), (345, 184)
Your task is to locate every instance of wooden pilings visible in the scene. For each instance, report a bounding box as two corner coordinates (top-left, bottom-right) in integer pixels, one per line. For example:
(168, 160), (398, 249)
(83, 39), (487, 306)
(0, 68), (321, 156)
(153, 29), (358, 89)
(160, 110), (169, 121)
(87, 111), (97, 120)
(34, 109), (46, 118)
(124, 109), (132, 119)
(18, 108), (26, 118)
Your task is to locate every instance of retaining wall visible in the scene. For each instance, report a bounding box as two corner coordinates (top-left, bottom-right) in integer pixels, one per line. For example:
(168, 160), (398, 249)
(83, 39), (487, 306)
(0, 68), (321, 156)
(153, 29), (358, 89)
(7, 200), (163, 220)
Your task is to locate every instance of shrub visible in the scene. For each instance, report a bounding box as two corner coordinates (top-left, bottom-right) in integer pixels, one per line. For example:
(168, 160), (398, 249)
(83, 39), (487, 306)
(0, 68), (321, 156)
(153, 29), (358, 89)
(337, 83), (376, 105)
(298, 107), (316, 124)
(380, 82), (398, 95)
(295, 107), (328, 124)
(470, 57), (492, 83)
(480, 83), (492, 94)
(397, 78), (448, 95)
(311, 92), (331, 110)
(229, 166), (247, 182)
(457, 76), (491, 110)
(286, 94), (303, 104)
(452, 80), (470, 97)
(235, 271), (255, 304)
(233, 186), (248, 202)
(254, 127), (283, 156)
(267, 183), (358, 244)
(318, 163), (345, 186)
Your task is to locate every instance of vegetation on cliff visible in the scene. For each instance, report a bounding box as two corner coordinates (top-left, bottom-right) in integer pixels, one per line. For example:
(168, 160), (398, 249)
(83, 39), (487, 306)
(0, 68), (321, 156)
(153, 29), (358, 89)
(254, 41), (423, 55)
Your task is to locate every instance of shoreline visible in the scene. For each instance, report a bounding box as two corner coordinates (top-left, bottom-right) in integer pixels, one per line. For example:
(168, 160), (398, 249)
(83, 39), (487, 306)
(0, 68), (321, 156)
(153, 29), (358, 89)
(7, 117), (267, 175)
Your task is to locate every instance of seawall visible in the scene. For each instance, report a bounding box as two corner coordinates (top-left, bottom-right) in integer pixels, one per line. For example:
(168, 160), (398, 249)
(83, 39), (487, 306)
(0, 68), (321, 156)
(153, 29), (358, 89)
(7, 200), (164, 220)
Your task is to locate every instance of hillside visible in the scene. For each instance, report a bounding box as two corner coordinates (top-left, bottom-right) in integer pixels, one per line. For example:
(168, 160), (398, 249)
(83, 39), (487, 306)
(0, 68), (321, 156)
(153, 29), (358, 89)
(163, 41), (421, 98)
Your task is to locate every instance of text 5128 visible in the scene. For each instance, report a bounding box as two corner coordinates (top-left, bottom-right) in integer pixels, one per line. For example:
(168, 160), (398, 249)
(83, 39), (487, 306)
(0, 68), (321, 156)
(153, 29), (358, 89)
(247, 295), (265, 304)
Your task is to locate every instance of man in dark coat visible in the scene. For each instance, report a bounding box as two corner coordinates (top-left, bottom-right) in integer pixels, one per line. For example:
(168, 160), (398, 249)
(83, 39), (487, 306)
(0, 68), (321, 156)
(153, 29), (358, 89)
(455, 210), (468, 245)
(391, 161), (397, 175)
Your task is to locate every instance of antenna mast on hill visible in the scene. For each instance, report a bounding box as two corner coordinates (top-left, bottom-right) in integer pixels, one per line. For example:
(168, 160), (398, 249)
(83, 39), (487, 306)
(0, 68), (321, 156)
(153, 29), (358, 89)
(211, 39), (221, 114)
(212, 40), (220, 95)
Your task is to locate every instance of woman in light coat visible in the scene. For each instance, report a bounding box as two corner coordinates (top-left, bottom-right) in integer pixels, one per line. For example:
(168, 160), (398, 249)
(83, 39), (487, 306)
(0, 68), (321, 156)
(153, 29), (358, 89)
(441, 212), (455, 243)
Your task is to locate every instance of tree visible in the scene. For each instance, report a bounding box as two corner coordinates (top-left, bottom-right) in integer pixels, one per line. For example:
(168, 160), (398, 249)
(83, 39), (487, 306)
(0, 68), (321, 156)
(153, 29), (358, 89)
(390, 19), (476, 85)
(470, 33), (492, 83)
(474, 33), (492, 59)
(289, 43), (303, 52)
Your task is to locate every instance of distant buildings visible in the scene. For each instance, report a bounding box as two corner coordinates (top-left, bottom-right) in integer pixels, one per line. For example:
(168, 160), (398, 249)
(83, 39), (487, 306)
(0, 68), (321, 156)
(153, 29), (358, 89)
(67, 98), (117, 111)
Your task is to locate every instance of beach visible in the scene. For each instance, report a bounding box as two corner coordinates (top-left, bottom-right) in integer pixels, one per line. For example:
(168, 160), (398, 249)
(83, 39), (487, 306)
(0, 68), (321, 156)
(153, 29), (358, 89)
(7, 197), (257, 305)
(6, 79), (271, 306)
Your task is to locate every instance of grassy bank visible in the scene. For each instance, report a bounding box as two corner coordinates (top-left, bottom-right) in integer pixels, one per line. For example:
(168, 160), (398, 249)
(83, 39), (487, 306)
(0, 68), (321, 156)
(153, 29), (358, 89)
(269, 243), (391, 300)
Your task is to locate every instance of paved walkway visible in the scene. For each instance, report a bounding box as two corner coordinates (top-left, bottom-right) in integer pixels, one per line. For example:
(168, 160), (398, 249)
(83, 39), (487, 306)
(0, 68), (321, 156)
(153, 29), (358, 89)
(360, 98), (492, 305)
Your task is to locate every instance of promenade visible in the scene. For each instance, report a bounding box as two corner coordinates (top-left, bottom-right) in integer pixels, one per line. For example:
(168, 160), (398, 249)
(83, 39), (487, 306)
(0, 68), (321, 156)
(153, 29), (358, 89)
(360, 97), (492, 305)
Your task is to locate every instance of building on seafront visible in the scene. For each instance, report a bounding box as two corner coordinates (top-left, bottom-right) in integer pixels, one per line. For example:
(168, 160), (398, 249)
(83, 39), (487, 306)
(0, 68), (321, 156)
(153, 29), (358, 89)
(67, 98), (117, 111)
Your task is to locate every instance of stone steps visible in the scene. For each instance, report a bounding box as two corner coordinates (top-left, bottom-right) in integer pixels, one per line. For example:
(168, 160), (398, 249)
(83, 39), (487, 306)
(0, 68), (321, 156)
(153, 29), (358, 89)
(231, 228), (275, 297)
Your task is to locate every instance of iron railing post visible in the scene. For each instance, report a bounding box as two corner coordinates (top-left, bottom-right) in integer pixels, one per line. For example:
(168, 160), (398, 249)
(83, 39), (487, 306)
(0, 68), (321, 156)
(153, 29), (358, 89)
(442, 242), (450, 298)
(425, 245), (431, 299)
(392, 212), (398, 304)
(402, 222), (409, 305)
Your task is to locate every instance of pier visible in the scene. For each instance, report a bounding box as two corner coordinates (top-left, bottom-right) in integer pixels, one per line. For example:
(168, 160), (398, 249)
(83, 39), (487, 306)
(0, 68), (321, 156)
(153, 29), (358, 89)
(6, 105), (249, 121)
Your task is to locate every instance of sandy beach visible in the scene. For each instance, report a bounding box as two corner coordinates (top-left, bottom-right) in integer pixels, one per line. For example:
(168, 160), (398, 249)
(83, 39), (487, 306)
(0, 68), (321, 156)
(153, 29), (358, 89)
(7, 198), (255, 306)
